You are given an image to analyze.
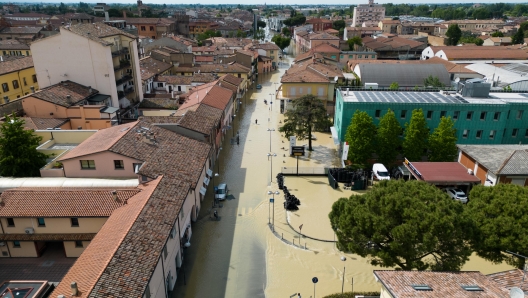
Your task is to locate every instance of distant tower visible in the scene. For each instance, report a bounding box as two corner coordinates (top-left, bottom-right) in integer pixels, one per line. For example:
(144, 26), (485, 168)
(137, 0), (143, 17)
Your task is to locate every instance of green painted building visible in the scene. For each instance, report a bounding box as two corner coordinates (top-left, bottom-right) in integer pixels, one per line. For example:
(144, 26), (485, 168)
(333, 88), (528, 146)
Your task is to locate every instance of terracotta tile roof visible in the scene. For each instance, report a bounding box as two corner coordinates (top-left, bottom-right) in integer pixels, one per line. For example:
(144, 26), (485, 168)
(51, 178), (162, 298)
(21, 117), (69, 130)
(177, 104), (222, 135)
(236, 49), (258, 58)
(253, 42), (280, 51)
(0, 27), (42, 34)
(178, 81), (218, 110)
(30, 80), (99, 107)
(0, 188), (140, 217)
(63, 22), (136, 46)
(124, 17), (173, 25)
(195, 55), (214, 62)
(0, 39), (30, 50)
(0, 233), (96, 241)
(139, 57), (173, 81)
(487, 269), (527, 292)
(309, 32), (340, 40)
(374, 270), (507, 298)
(138, 98), (179, 109)
(0, 56), (34, 76)
(220, 73), (243, 87)
(440, 47), (528, 60)
(174, 63), (250, 74)
(200, 85), (233, 111)
(59, 122), (137, 161)
(139, 116), (182, 123)
(282, 59), (343, 83)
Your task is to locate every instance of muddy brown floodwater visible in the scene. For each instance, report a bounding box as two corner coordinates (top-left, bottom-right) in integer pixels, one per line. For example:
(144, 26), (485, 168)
(172, 43), (513, 298)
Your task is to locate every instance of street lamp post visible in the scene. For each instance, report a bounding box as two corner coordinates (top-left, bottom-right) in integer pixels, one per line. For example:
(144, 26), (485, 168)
(232, 115), (236, 137)
(268, 190), (280, 232)
(212, 173), (219, 208)
(269, 93), (273, 111)
(341, 256), (346, 295)
(267, 153), (276, 185)
(267, 128), (275, 152)
(217, 147), (223, 173)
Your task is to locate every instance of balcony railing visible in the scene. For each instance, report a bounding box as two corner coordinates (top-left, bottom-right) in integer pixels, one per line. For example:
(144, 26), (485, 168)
(116, 75), (133, 86)
(111, 47), (130, 57)
(118, 88), (135, 99)
(114, 61), (131, 71)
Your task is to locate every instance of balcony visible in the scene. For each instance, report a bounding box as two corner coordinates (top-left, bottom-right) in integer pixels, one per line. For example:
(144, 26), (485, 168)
(116, 75), (133, 86)
(114, 60), (131, 71)
(118, 88), (135, 100)
(111, 47), (130, 57)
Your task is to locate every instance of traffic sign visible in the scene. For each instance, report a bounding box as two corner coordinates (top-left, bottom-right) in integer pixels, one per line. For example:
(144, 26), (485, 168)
(292, 146), (305, 156)
(312, 277), (318, 284)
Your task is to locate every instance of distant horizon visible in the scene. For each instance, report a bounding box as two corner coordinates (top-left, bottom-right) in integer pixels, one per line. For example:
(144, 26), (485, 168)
(9, 0), (528, 6)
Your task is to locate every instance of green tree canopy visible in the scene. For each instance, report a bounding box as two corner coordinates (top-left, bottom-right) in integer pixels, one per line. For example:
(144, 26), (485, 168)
(0, 114), (48, 177)
(375, 109), (401, 166)
(278, 95), (328, 151)
(403, 109), (428, 161)
(347, 36), (362, 50)
(466, 184), (528, 268)
(344, 110), (376, 166)
(329, 180), (474, 270)
(281, 27), (291, 36)
(423, 75), (445, 87)
(459, 36), (484, 46)
(446, 24), (462, 45)
(389, 82), (399, 90)
(332, 20), (346, 31)
(271, 34), (291, 51)
(428, 116), (457, 162)
(512, 27), (525, 45)
(491, 31), (504, 37)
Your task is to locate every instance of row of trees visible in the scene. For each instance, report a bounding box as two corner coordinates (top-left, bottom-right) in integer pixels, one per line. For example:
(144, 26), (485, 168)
(446, 23), (528, 46)
(383, 3), (528, 19)
(330, 180), (528, 270)
(345, 109), (457, 167)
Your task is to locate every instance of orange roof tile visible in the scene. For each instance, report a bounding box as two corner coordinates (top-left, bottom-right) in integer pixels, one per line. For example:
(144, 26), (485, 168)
(201, 85), (233, 110)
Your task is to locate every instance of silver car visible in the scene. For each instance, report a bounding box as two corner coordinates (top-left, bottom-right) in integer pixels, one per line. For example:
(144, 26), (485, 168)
(445, 188), (468, 203)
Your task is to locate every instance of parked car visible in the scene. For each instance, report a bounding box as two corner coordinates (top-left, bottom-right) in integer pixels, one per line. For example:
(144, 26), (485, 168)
(215, 183), (228, 201)
(391, 165), (411, 180)
(372, 163), (390, 180)
(256, 84), (262, 89)
(444, 188), (468, 203)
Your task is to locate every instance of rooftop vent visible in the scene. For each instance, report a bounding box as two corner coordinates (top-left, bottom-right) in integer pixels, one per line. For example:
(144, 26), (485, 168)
(412, 284), (432, 291)
(461, 285), (483, 291)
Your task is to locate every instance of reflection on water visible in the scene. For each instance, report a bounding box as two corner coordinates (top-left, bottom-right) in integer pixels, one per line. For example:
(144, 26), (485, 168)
(172, 42), (514, 298)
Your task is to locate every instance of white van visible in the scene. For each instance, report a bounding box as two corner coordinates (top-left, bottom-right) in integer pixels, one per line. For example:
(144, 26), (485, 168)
(372, 163), (391, 180)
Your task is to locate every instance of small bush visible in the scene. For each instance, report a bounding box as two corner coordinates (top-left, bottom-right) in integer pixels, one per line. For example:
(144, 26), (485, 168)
(323, 291), (380, 298)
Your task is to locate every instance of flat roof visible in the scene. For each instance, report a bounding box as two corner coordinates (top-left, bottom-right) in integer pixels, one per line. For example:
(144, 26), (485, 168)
(404, 162), (481, 184)
(340, 89), (528, 105)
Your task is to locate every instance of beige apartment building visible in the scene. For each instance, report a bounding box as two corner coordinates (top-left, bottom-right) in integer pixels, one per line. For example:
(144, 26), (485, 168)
(31, 22), (143, 113)
(352, 0), (386, 27)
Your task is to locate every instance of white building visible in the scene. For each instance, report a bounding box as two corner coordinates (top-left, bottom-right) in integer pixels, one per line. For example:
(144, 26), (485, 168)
(31, 22), (143, 111)
(352, 0), (386, 27)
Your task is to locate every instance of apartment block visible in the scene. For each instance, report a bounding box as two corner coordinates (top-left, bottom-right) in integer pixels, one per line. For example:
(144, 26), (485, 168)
(0, 56), (39, 103)
(352, 0), (386, 27)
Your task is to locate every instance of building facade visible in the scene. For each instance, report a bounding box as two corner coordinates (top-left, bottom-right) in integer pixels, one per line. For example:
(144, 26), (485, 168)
(0, 56), (39, 103)
(352, 0), (386, 27)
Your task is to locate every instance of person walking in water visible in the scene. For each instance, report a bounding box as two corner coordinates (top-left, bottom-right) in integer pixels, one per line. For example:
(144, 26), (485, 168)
(255, 119), (258, 124)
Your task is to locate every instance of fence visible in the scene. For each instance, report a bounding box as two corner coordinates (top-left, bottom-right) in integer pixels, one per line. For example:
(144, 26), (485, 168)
(281, 167), (328, 176)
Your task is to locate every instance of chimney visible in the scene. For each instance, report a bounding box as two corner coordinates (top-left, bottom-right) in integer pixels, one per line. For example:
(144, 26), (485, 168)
(66, 95), (72, 104)
(142, 132), (157, 145)
(71, 282), (78, 296)
(105, 11), (110, 22)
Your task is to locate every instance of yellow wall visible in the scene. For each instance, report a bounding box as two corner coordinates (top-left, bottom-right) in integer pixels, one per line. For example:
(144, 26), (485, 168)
(8, 241), (38, 257)
(1, 217), (107, 234)
(282, 82), (332, 101)
(0, 67), (39, 103)
(63, 240), (90, 257)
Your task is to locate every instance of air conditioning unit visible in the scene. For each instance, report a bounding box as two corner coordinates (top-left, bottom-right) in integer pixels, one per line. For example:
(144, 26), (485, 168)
(25, 228), (34, 234)
(0, 241), (5, 246)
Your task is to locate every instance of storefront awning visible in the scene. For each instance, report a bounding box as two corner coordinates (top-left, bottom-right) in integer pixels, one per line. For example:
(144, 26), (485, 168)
(204, 177), (210, 186)
(199, 186), (207, 196)
(330, 126), (340, 146)
(207, 169), (213, 177)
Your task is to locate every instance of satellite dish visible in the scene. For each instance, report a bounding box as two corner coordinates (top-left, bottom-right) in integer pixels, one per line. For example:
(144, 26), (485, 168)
(334, 76), (338, 82)
(510, 287), (524, 298)
(455, 77), (460, 83)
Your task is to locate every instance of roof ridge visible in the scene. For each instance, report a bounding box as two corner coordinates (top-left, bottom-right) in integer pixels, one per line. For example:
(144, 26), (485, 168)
(496, 149), (518, 174)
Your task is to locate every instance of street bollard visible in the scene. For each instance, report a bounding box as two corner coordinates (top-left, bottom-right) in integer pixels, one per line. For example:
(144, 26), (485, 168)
(281, 233), (283, 239)
(293, 239), (295, 245)
(305, 242), (307, 249)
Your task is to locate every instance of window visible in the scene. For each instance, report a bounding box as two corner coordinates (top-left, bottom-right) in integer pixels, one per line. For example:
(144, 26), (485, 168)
(318, 87), (324, 96)
(412, 284), (432, 291)
(466, 111), (473, 120)
(32, 74), (37, 83)
(6, 218), (14, 227)
(358, 55), (362, 58)
(13, 241), (20, 248)
(71, 218), (79, 227)
(80, 160), (95, 169)
(23, 77), (27, 86)
(426, 110), (433, 120)
(163, 244), (168, 259)
(331, 55), (336, 59)
(141, 26), (146, 31)
(476, 130), (483, 139)
(375, 110), (381, 118)
(348, 55), (353, 58)
(372, 55), (376, 58)
(270, 50), (274, 54)
(157, 83), (163, 88)
(114, 160), (124, 169)
(494, 112), (500, 121)
(340, 55), (343, 59)
(26, 51), (29, 56)
(462, 129), (469, 138)
(290, 87), (296, 96)
(133, 163), (142, 173)
(489, 130), (496, 139)
(149, 26), (154, 31)
(2, 83), (8, 92)
(480, 111), (486, 120)
(453, 111), (459, 120)
(75, 240), (83, 248)
(400, 110), (407, 119)
(37, 217), (45, 227)
(525, 129), (528, 138)
(12, 80), (19, 89)
(170, 226), (175, 239)
(512, 128), (518, 137)
(440, 111), (446, 118)
(517, 110), (524, 119)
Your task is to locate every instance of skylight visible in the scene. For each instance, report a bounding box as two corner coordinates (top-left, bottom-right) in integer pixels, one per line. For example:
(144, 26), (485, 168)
(461, 285), (483, 291)
(412, 284), (432, 291)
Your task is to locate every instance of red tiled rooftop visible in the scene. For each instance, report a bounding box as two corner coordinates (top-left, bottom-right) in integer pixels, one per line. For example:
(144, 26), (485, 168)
(404, 162), (481, 184)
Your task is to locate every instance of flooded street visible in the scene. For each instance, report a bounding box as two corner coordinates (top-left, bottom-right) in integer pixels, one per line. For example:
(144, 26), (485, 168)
(172, 41), (513, 298)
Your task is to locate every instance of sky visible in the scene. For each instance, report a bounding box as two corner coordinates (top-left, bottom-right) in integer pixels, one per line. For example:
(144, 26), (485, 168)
(11, 0), (528, 6)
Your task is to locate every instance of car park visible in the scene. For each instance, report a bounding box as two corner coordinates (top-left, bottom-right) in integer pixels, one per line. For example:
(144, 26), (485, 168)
(372, 163), (390, 180)
(444, 188), (468, 203)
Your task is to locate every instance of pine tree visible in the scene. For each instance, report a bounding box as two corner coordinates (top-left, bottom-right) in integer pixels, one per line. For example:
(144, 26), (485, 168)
(512, 27), (525, 45)
(446, 24), (462, 45)
(376, 109), (401, 166)
(345, 110), (376, 166)
(403, 109), (429, 161)
(428, 116), (458, 162)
